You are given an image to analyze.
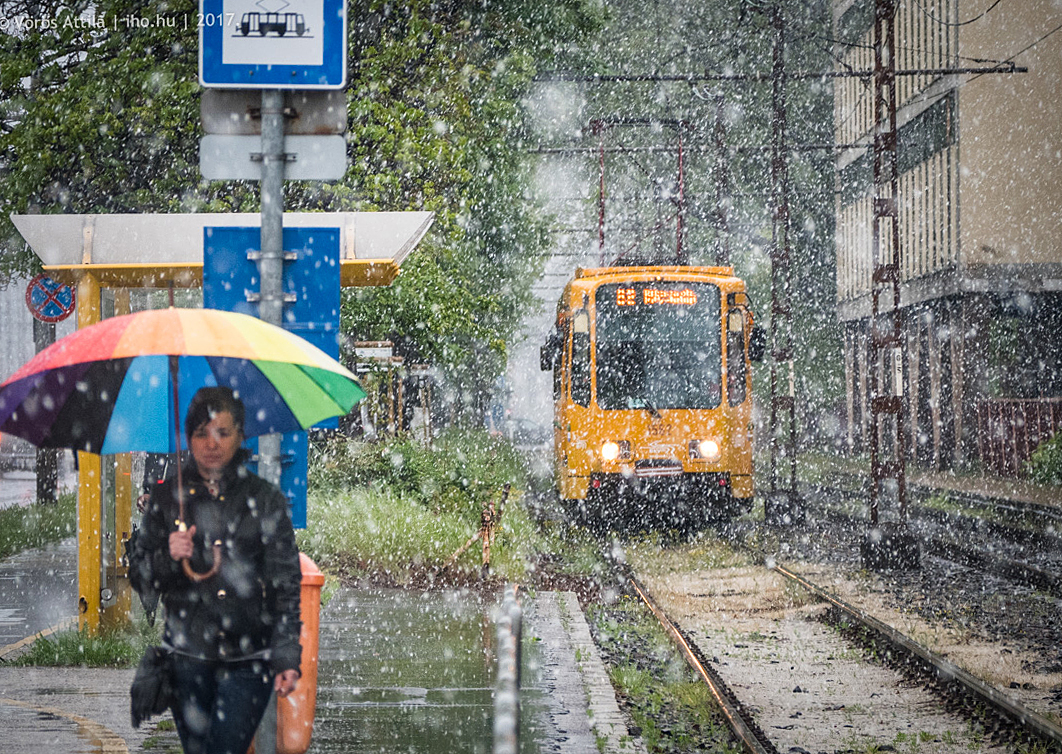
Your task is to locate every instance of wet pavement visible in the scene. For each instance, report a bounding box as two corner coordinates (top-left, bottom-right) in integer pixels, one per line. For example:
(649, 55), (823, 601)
(0, 579), (631, 754)
(306, 588), (635, 754)
(0, 538), (78, 653)
(0, 665), (156, 753)
(0, 470), (37, 510)
(0, 469), (637, 754)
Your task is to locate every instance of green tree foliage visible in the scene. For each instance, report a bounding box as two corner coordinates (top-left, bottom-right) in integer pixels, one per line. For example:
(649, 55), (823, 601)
(0, 0), (240, 281)
(0, 0), (601, 420)
(1025, 431), (1062, 486)
(330, 1), (600, 418)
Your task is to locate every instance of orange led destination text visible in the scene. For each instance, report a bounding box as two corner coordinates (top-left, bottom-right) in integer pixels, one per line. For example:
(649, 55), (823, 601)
(616, 287), (698, 306)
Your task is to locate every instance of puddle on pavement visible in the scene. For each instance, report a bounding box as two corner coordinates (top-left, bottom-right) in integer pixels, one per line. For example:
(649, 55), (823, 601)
(308, 587), (548, 754)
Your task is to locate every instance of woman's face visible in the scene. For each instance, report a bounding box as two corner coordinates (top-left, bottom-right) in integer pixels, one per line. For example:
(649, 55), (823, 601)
(189, 410), (242, 478)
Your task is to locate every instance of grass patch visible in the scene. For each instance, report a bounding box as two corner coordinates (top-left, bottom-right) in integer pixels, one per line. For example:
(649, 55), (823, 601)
(795, 450), (869, 487)
(140, 718), (181, 753)
(12, 613), (161, 668)
(920, 493), (996, 521)
(300, 427), (546, 584)
(0, 491), (76, 560)
(298, 483), (544, 584)
(535, 517), (612, 578)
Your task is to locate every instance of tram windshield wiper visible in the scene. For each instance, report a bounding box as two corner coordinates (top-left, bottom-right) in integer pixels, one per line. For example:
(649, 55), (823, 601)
(629, 395), (662, 419)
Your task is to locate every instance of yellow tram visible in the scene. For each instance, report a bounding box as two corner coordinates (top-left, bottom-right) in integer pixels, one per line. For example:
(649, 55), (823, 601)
(541, 265), (764, 530)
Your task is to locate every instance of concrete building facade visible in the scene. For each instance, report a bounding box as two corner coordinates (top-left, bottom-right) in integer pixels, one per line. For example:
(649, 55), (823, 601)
(832, 0), (1062, 473)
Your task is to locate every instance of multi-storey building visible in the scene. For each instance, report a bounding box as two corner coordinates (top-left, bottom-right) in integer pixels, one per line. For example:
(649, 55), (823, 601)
(833, 0), (1062, 473)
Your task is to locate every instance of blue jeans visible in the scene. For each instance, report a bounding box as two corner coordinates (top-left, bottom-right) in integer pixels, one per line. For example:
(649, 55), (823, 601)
(169, 655), (274, 754)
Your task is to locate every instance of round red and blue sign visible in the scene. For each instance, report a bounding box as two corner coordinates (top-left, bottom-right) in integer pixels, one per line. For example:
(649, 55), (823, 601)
(25, 274), (76, 323)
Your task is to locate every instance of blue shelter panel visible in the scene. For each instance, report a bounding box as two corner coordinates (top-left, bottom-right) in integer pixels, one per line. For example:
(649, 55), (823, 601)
(203, 226), (342, 529)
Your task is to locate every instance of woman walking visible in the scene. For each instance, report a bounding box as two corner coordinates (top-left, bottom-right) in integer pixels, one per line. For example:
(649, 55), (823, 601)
(131, 386), (302, 754)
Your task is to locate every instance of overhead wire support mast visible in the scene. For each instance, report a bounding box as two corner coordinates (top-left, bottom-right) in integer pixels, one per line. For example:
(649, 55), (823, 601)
(711, 92), (731, 268)
(860, 0), (916, 569)
(765, 2), (802, 526)
(858, 0), (1022, 570)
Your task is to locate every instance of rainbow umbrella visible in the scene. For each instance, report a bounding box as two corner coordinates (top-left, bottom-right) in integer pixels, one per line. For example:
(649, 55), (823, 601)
(0, 307), (366, 455)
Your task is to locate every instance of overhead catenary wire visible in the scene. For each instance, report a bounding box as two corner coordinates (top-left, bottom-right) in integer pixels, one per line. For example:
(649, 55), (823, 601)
(966, 20), (1062, 83)
(911, 0), (1006, 27)
(531, 0), (1032, 291)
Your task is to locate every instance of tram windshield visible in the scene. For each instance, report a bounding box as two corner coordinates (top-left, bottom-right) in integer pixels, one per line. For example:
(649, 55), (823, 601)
(595, 282), (722, 410)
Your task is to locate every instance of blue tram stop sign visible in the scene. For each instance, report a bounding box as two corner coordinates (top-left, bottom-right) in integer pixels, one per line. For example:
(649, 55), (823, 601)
(199, 0), (348, 89)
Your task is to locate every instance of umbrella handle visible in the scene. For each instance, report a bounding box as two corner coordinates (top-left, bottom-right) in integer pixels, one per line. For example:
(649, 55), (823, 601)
(181, 541), (223, 583)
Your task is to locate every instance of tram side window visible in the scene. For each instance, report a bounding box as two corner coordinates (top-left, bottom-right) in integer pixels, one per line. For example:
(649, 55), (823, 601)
(571, 310), (591, 406)
(543, 327), (564, 399)
(553, 350), (563, 399)
(727, 310), (747, 406)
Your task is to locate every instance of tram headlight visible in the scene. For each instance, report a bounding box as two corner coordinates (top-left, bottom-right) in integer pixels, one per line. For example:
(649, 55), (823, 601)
(690, 439), (721, 462)
(600, 440), (631, 461)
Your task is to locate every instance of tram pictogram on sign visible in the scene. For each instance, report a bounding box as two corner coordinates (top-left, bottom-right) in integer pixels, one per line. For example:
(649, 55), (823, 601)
(25, 274), (76, 323)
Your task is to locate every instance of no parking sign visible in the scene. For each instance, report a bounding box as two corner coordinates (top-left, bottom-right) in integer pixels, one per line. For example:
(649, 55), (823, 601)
(25, 274), (75, 323)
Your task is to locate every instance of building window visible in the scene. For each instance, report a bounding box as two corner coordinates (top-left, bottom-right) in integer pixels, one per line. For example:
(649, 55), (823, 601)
(838, 92), (955, 208)
(837, 0), (873, 48)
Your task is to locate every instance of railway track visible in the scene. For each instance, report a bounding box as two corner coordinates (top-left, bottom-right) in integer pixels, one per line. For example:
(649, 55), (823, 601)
(622, 553), (1062, 753)
(800, 480), (1062, 599)
(624, 573), (778, 754)
(805, 475), (1062, 545)
(541, 460), (1062, 751)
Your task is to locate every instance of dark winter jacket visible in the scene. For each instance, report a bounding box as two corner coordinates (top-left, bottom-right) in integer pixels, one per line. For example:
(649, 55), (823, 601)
(131, 454), (302, 674)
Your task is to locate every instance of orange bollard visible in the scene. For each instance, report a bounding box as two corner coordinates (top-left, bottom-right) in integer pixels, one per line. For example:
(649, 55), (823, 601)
(277, 553), (325, 754)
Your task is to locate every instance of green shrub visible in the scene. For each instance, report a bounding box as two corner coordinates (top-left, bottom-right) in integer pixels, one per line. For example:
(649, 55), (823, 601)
(298, 484), (541, 583)
(1024, 432), (1062, 485)
(309, 427), (528, 518)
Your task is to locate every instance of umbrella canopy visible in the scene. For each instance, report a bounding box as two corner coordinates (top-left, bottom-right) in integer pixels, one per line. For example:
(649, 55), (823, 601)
(0, 307), (365, 455)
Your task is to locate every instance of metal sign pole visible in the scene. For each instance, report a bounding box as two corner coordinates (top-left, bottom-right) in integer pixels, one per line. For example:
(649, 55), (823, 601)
(31, 318), (58, 503)
(258, 88), (285, 486)
(255, 87), (285, 754)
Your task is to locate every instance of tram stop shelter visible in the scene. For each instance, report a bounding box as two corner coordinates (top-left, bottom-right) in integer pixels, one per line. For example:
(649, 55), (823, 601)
(12, 211), (433, 632)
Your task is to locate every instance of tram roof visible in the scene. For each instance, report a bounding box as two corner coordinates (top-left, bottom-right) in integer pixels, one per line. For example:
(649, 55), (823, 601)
(573, 264), (738, 280)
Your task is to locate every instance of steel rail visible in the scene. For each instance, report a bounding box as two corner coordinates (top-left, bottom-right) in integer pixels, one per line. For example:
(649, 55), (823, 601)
(800, 477), (1062, 547)
(799, 481), (1062, 597)
(773, 564), (1062, 748)
(798, 474), (1062, 527)
(625, 572), (778, 754)
(924, 535), (1062, 600)
(907, 481), (1062, 526)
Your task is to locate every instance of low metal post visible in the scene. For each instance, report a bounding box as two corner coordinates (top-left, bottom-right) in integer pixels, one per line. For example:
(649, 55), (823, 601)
(492, 588), (522, 754)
